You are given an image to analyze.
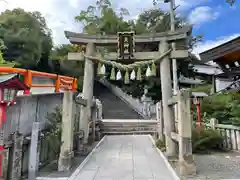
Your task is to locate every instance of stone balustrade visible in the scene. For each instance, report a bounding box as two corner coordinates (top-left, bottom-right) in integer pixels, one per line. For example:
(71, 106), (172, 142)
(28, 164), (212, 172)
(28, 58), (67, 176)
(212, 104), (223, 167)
(206, 118), (240, 151)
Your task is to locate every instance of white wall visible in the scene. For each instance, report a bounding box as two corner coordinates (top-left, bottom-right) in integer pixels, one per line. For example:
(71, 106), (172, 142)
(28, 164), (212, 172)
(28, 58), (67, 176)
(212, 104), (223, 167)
(215, 77), (234, 92)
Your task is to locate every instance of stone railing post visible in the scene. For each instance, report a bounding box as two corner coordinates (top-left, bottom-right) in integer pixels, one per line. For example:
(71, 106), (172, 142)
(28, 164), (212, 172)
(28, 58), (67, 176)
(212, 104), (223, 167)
(58, 91), (74, 172)
(210, 118), (218, 129)
(28, 122), (40, 180)
(156, 101), (164, 141)
(8, 132), (24, 180)
(159, 40), (177, 158)
(79, 43), (95, 144)
(95, 99), (102, 120)
(178, 89), (196, 176)
(91, 98), (97, 143)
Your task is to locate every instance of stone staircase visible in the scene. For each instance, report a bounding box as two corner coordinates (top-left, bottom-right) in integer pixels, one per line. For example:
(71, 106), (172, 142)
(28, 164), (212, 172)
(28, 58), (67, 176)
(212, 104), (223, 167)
(93, 80), (143, 119)
(93, 81), (159, 135)
(101, 119), (159, 135)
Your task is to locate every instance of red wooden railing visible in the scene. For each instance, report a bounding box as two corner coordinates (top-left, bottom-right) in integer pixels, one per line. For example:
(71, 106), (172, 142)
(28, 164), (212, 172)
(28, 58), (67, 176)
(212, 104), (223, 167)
(0, 67), (78, 94)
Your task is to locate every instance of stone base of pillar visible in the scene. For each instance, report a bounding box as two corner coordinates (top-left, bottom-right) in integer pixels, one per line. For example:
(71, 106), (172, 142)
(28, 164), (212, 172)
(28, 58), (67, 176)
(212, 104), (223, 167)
(166, 155), (178, 162)
(76, 143), (89, 156)
(179, 157), (196, 176)
(58, 151), (74, 172)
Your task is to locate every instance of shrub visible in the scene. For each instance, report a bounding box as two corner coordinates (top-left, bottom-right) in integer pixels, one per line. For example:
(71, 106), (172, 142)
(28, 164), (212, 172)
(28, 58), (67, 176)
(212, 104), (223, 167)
(190, 89), (240, 126)
(192, 128), (224, 153)
(190, 84), (212, 95)
(44, 106), (62, 159)
(156, 128), (224, 154)
(156, 136), (166, 152)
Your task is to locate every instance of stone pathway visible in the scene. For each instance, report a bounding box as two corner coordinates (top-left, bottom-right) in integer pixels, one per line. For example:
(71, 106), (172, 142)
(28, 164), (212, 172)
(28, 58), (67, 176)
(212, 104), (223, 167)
(68, 135), (179, 180)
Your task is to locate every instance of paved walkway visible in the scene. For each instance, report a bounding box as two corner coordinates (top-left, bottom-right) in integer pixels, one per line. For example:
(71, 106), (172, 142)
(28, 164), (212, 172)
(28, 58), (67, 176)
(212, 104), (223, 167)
(68, 135), (179, 180)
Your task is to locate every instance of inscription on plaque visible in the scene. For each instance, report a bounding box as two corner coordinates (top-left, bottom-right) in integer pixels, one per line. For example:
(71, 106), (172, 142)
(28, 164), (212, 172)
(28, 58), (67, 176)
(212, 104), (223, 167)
(117, 31), (135, 60)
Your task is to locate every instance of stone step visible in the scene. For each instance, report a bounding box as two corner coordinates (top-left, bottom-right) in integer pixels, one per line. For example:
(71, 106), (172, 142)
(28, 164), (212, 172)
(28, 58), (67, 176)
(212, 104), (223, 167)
(101, 126), (157, 131)
(102, 130), (156, 135)
(93, 81), (143, 119)
(102, 123), (158, 127)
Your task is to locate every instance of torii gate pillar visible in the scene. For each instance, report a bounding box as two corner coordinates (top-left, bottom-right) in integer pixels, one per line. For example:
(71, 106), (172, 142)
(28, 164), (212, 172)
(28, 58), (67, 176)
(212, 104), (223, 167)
(159, 40), (177, 158)
(79, 43), (95, 144)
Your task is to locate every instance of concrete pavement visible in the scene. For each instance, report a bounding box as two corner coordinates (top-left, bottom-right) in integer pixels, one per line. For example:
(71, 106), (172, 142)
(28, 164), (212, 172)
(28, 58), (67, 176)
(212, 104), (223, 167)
(68, 135), (179, 180)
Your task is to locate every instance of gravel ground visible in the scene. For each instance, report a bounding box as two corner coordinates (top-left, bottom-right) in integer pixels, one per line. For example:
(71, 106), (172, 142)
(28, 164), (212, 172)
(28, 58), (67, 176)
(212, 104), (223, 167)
(172, 151), (240, 180)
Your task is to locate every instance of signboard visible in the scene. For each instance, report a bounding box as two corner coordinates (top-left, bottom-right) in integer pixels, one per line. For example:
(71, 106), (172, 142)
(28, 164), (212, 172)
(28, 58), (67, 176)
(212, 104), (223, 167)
(117, 32), (135, 60)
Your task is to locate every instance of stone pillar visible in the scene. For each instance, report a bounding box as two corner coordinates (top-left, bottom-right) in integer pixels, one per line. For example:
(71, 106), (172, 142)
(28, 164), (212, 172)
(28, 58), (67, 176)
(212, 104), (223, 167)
(96, 99), (102, 120)
(8, 132), (23, 180)
(79, 43), (95, 144)
(28, 122), (40, 180)
(91, 102), (97, 143)
(210, 118), (218, 129)
(141, 88), (152, 117)
(159, 40), (177, 158)
(178, 89), (196, 176)
(156, 101), (164, 141)
(58, 91), (74, 172)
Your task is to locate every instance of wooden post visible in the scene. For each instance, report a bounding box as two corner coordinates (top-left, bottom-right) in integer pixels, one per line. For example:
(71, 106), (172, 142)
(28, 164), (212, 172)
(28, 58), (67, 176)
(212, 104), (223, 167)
(58, 91), (74, 172)
(159, 40), (177, 158)
(211, 74), (216, 95)
(79, 43), (95, 144)
(156, 101), (164, 141)
(28, 122), (40, 180)
(178, 89), (196, 176)
(55, 76), (60, 92)
(24, 70), (32, 94)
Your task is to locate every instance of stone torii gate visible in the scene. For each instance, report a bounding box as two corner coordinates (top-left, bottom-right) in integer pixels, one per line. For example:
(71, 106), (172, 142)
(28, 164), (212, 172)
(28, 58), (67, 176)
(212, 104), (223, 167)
(64, 25), (196, 175)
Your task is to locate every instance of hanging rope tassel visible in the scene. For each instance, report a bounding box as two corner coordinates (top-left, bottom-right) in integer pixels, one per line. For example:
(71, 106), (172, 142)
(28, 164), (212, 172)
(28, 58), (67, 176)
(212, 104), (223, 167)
(151, 62), (156, 76)
(116, 70), (122, 80)
(130, 69), (136, 80)
(146, 65), (152, 77)
(110, 67), (116, 80)
(97, 62), (102, 75)
(137, 67), (142, 81)
(101, 64), (106, 75)
(124, 70), (130, 84)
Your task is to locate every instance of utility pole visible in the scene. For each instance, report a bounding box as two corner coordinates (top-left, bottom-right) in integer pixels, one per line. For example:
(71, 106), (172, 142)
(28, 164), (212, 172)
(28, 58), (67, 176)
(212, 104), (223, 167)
(169, 0), (178, 95)
(165, 0), (179, 124)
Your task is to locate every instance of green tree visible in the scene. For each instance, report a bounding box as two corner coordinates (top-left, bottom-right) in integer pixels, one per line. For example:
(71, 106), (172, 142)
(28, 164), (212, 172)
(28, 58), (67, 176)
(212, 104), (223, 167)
(152, 0), (235, 6)
(75, 0), (132, 35)
(0, 39), (16, 67)
(0, 8), (53, 69)
(50, 44), (85, 90)
(226, 0), (235, 5)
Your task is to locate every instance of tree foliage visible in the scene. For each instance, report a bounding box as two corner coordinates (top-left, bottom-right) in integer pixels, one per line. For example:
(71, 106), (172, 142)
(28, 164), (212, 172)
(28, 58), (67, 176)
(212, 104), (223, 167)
(50, 44), (85, 90)
(74, 0), (199, 101)
(226, 0), (236, 6)
(0, 8), (53, 69)
(197, 90), (240, 126)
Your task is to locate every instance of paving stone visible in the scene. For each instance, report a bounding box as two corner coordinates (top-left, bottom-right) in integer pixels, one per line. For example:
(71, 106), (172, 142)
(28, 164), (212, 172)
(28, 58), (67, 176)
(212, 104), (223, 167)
(68, 135), (178, 180)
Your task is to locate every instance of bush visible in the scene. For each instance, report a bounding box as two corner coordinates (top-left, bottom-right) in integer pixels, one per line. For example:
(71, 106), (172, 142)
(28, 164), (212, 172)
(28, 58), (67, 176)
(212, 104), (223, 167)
(190, 84), (212, 95)
(192, 128), (224, 153)
(156, 136), (166, 152)
(44, 106), (62, 159)
(190, 90), (240, 126)
(156, 128), (224, 154)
